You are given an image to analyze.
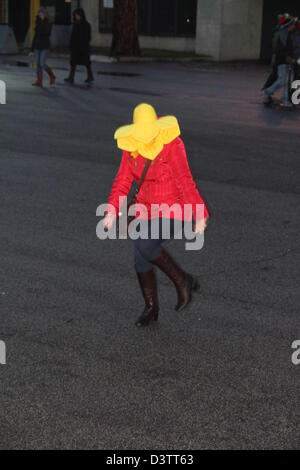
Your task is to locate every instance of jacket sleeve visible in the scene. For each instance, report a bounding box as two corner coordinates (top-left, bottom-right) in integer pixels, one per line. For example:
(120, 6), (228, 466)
(106, 152), (134, 216)
(169, 138), (210, 222)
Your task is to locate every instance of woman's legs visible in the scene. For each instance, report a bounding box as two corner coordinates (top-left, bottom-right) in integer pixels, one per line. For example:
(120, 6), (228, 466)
(262, 66), (278, 90)
(39, 49), (48, 71)
(135, 270), (159, 327)
(40, 50), (56, 86)
(64, 62), (93, 85)
(152, 248), (200, 312)
(134, 218), (179, 272)
(32, 50), (43, 86)
(264, 64), (289, 101)
(33, 50), (55, 86)
(134, 219), (199, 326)
(34, 50), (41, 73)
(134, 235), (163, 327)
(134, 238), (164, 273)
(285, 65), (294, 104)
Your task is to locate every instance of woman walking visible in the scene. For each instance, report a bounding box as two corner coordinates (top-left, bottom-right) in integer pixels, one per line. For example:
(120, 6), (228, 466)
(31, 7), (56, 87)
(64, 8), (94, 85)
(103, 103), (210, 327)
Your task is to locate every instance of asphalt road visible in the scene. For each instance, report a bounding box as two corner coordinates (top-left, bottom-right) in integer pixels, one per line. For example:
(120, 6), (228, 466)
(0, 56), (299, 450)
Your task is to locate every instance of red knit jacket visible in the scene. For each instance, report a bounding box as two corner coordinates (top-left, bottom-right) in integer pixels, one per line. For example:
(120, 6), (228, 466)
(106, 137), (209, 222)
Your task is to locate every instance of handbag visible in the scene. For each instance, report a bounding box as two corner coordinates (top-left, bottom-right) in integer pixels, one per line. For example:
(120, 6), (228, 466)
(118, 159), (151, 235)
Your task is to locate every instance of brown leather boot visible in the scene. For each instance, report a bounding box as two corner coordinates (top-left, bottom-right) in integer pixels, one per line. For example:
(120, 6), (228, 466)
(135, 270), (159, 327)
(46, 67), (56, 86)
(153, 249), (199, 312)
(32, 71), (43, 87)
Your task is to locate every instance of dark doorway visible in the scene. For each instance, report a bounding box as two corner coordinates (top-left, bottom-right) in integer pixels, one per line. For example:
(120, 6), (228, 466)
(9, 0), (30, 44)
(261, 0), (300, 61)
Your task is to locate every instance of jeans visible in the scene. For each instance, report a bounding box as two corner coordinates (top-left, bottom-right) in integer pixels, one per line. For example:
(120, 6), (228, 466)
(34, 49), (49, 73)
(262, 65), (278, 90)
(134, 218), (185, 273)
(264, 64), (290, 103)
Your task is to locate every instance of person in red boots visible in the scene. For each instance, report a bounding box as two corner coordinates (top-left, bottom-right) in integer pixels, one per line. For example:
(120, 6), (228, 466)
(103, 103), (210, 327)
(31, 7), (56, 88)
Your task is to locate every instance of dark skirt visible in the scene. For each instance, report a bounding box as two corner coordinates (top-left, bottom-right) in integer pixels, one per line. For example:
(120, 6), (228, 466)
(70, 50), (91, 67)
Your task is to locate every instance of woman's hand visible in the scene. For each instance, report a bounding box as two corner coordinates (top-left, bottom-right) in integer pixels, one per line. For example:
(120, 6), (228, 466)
(194, 218), (209, 235)
(102, 213), (116, 231)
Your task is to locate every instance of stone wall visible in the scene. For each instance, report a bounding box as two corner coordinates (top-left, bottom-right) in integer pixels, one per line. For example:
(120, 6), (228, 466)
(196, 0), (264, 60)
(0, 25), (18, 54)
(74, 0), (196, 53)
(74, 0), (264, 60)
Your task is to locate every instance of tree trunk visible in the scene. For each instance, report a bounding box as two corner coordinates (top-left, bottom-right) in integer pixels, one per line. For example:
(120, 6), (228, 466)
(111, 0), (140, 56)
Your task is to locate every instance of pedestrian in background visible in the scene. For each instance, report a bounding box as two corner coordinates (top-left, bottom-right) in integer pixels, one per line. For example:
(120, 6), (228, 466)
(292, 20), (300, 79)
(262, 14), (284, 91)
(31, 7), (56, 88)
(263, 15), (297, 108)
(64, 8), (94, 85)
(103, 103), (210, 328)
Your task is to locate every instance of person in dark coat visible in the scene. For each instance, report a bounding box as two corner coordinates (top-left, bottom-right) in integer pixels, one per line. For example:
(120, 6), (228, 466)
(31, 7), (56, 87)
(292, 20), (300, 80)
(262, 16), (282, 91)
(65, 8), (94, 85)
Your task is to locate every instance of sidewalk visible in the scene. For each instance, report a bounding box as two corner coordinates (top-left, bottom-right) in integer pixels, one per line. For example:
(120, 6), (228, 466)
(0, 50), (209, 67)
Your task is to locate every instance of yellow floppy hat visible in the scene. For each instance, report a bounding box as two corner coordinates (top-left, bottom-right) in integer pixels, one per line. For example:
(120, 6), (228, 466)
(114, 103), (181, 160)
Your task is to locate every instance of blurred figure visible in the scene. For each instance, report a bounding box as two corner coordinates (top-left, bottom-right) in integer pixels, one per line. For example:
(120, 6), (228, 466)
(292, 20), (300, 79)
(31, 7), (56, 87)
(293, 21), (300, 57)
(262, 14), (284, 91)
(65, 8), (94, 85)
(263, 15), (296, 108)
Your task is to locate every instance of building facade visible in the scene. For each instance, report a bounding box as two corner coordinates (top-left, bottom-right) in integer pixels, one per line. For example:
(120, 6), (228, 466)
(78, 0), (300, 61)
(0, 0), (71, 52)
(1, 0), (300, 60)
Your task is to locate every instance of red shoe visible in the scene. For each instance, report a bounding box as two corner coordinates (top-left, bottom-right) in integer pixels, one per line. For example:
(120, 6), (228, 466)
(46, 67), (56, 86)
(32, 71), (43, 87)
